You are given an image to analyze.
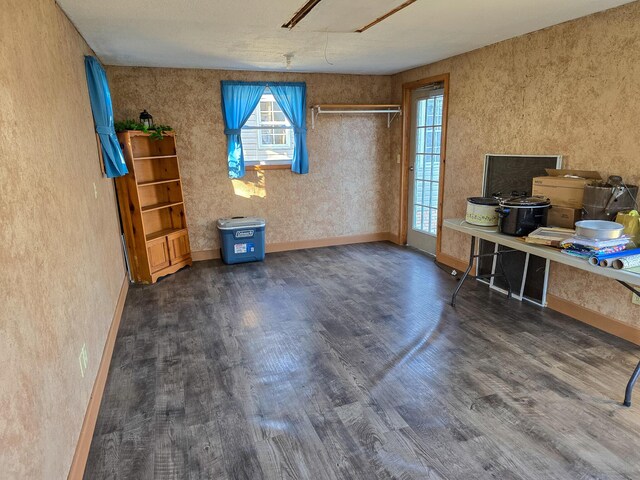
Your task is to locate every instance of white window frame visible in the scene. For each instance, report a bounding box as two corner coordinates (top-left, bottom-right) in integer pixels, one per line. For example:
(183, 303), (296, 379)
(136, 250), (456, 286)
(256, 94), (292, 150)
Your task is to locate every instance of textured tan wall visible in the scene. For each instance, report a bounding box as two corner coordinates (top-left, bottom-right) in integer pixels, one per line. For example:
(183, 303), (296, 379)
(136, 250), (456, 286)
(0, 1), (126, 478)
(106, 67), (394, 252)
(390, 2), (640, 326)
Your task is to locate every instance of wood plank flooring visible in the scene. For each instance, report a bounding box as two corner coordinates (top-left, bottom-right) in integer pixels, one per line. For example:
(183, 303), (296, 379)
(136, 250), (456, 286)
(85, 242), (640, 479)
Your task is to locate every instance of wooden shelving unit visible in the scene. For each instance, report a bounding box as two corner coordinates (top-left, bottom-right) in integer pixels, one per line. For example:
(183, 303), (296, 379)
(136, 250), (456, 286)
(115, 130), (192, 283)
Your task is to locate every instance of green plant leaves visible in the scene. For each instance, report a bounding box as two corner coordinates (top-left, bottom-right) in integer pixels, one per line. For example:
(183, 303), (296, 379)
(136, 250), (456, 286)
(113, 119), (173, 140)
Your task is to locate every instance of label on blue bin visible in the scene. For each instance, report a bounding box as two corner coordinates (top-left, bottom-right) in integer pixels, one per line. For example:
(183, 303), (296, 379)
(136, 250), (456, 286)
(235, 229), (254, 239)
(234, 242), (255, 254)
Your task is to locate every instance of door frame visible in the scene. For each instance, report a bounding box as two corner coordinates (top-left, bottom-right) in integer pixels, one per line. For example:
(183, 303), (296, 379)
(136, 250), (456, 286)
(399, 73), (450, 255)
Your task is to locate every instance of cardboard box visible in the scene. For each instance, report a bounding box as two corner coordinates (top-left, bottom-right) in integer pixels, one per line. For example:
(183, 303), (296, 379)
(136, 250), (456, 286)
(532, 169), (601, 208)
(547, 205), (582, 229)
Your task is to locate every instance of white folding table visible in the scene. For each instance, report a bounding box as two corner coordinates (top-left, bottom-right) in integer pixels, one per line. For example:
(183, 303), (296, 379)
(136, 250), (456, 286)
(443, 218), (640, 407)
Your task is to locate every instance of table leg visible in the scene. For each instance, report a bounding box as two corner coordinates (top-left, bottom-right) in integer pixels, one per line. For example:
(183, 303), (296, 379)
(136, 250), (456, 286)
(617, 281), (640, 407)
(623, 361), (640, 407)
(496, 249), (513, 299)
(451, 236), (475, 307)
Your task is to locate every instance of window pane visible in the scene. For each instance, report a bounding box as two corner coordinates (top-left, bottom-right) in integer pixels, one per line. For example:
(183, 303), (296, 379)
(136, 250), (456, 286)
(425, 127), (434, 153)
(424, 207), (431, 233)
(435, 96), (443, 125)
(415, 180), (424, 205)
(432, 156), (440, 181)
(423, 181), (431, 208)
(429, 182), (439, 207)
(423, 155), (432, 181)
(429, 208), (438, 234)
(242, 91), (295, 164)
(433, 127), (441, 154)
(417, 99), (427, 126)
(426, 98), (435, 125)
(260, 102), (272, 122)
(415, 128), (425, 154)
(259, 98), (290, 126)
(413, 205), (422, 230)
(414, 155), (424, 180)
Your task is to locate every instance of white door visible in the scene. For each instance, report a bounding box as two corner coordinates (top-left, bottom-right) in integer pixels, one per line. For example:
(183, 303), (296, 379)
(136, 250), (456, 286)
(407, 86), (444, 254)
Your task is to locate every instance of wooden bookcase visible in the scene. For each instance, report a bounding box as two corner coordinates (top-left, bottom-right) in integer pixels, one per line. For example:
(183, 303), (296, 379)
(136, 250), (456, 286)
(115, 130), (192, 283)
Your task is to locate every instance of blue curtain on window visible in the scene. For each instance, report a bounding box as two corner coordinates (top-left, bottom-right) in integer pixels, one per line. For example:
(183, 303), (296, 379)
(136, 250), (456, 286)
(220, 81), (266, 178)
(84, 56), (127, 178)
(269, 83), (309, 174)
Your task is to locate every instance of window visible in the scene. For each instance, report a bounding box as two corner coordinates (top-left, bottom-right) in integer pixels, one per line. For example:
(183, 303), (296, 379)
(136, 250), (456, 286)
(221, 80), (308, 177)
(257, 96), (291, 148)
(412, 91), (443, 236)
(241, 89), (294, 166)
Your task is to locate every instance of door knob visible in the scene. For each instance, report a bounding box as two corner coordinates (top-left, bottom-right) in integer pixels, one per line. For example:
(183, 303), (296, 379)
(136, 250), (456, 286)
(409, 166), (414, 171)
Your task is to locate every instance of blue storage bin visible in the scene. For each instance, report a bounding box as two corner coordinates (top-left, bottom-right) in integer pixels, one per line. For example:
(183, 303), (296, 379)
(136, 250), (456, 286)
(217, 217), (266, 265)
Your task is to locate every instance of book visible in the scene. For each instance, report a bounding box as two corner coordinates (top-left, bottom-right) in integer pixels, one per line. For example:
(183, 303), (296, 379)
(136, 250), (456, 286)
(560, 235), (631, 249)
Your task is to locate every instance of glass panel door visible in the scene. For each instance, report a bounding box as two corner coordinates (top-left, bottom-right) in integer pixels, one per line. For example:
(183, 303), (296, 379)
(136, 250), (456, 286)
(407, 87), (444, 254)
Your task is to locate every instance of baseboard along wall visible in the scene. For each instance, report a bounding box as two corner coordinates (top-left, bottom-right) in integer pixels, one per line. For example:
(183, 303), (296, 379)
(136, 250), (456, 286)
(192, 232), (398, 261)
(67, 276), (129, 480)
(547, 294), (640, 346)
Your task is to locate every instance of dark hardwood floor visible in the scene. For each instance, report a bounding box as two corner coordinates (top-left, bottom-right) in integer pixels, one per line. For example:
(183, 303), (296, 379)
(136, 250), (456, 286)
(85, 242), (640, 479)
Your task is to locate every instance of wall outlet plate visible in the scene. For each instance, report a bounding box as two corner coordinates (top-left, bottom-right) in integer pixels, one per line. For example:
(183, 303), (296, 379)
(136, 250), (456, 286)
(79, 343), (88, 378)
(633, 292), (640, 306)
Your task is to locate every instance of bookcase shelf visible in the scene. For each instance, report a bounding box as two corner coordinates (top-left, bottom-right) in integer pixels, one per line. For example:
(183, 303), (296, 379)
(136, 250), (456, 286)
(115, 131), (191, 283)
(134, 154), (178, 160)
(137, 178), (181, 187)
(141, 201), (184, 213)
(146, 227), (187, 242)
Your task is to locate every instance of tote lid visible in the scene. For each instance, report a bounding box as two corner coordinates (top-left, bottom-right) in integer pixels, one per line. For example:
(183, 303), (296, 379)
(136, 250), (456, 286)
(217, 217), (266, 230)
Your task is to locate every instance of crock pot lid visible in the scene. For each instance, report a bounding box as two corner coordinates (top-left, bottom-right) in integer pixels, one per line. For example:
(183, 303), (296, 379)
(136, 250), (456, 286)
(467, 196), (500, 206)
(501, 195), (550, 206)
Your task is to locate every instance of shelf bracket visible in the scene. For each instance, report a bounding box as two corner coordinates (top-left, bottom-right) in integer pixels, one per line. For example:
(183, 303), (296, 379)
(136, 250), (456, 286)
(388, 111), (400, 128)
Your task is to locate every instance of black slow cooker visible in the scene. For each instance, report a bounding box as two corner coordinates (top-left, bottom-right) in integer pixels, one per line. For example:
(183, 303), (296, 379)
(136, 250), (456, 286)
(496, 194), (551, 236)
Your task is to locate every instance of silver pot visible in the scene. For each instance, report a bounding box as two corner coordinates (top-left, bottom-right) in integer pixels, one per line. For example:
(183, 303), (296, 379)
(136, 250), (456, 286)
(574, 220), (624, 240)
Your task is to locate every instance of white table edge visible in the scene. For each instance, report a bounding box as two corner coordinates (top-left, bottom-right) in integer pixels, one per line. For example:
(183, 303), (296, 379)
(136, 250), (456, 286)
(443, 218), (640, 287)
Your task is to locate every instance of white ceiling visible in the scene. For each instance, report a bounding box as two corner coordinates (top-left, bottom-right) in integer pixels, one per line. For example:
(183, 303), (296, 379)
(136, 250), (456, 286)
(57, 0), (633, 75)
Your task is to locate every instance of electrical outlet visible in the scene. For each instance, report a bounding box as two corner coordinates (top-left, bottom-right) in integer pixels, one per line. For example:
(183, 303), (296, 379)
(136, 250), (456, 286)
(633, 292), (640, 306)
(79, 343), (88, 378)
(396, 153), (401, 164)
(93, 182), (98, 199)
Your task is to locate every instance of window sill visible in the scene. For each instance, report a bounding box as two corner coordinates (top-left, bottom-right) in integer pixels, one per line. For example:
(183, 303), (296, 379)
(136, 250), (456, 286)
(246, 163), (292, 171)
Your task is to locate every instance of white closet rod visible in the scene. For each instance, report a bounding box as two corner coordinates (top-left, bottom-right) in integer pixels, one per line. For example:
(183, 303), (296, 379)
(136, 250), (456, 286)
(310, 105), (402, 129)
